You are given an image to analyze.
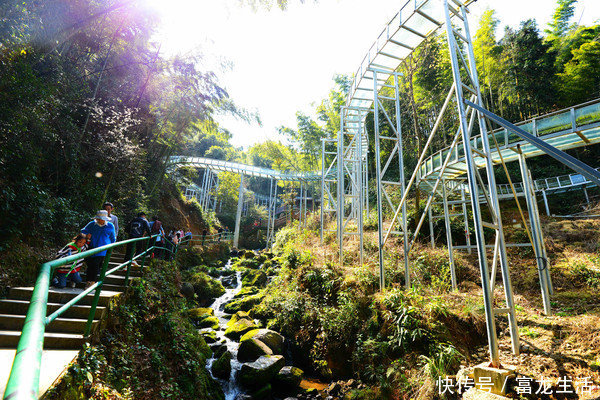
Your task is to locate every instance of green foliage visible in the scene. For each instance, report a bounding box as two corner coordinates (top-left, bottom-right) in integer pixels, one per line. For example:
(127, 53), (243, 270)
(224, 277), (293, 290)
(571, 259), (600, 288)
(419, 342), (464, 381)
(47, 259), (223, 399)
(184, 269), (226, 305)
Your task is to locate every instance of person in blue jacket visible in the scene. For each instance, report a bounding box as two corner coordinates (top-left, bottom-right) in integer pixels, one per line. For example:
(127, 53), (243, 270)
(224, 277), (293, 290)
(81, 210), (116, 288)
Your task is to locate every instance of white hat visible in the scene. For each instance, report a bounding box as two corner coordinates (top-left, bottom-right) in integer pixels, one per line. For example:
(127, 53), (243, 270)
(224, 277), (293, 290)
(92, 210), (111, 221)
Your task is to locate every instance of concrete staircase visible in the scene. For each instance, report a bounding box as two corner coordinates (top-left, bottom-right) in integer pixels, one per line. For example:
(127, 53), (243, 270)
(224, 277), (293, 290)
(0, 252), (144, 397)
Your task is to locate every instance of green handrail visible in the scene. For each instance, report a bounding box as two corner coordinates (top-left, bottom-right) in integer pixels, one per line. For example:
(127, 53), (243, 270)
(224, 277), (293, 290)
(3, 233), (189, 400)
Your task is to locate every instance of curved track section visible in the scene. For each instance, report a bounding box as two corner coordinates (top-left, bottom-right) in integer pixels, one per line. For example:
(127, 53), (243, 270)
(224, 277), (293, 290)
(418, 100), (600, 192)
(168, 156), (324, 182)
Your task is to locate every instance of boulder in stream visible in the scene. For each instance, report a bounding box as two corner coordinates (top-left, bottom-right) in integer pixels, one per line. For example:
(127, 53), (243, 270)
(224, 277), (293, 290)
(224, 318), (259, 340)
(238, 337), (273, 362)
(211, 351), (232, 380)
(200, 329), (217, 343)
(238, 355), (285, 388)
(274, 366), (303, 388)
(181, 282), (195, 300)
(242, 270), (267, 288)
(223, 293), (264, 313)
(210, 341), (228, 358)
(240, 329), (285, 354)
(199, 316), (220, 329)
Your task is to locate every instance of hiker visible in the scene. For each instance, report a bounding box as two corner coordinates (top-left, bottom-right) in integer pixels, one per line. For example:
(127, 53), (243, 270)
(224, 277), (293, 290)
(217, 227), (223, 242)
(165, 229), (178, 260)
(81, 210), (116, 288)
(103, 202), (119, 239)
(124, 212), (151, 264)
(52, 233), (88, 288)
(202, 228), (207, 245)
(150, 215), (165, 259)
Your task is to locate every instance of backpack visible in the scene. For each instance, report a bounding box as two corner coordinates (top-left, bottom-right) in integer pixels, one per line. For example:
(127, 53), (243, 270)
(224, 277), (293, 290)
(151, 220), (162, 234)
(128, 219), (143, 237)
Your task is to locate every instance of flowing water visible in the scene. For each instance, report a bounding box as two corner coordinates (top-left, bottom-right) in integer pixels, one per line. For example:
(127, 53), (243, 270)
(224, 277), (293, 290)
(205, 260), (245, 400)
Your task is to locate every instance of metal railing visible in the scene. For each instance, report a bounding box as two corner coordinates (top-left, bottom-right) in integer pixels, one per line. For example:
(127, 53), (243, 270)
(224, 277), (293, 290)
(3, 233), (191, 400)
(188, 232), (234, 246)
(419, 99), (600, 185)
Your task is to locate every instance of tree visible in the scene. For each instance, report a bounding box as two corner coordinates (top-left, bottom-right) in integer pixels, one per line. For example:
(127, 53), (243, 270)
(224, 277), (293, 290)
(498, 20), (556, 119)
(546, 0), (577, 38)
(557, 41), (600, 104)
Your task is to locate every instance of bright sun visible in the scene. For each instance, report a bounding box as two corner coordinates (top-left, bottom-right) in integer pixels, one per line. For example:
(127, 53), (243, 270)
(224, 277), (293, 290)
(144, 0), (233, 54)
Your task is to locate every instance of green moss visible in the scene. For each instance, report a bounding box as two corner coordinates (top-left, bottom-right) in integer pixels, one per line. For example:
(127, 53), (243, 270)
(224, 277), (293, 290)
(242, 269), (267, 288)
(199, 316), (220, 329)
(46, 259), (224, 400)
(234, 286), (260, 299)
(223, 293), (265, 314)
(185, 271), (226, 305)
(227, 311), (251, 327)
(224, 318), (259, 340)
(232, 257), (262, 269)
(211, 351), (232, 380)
(186, 307), (214, 323)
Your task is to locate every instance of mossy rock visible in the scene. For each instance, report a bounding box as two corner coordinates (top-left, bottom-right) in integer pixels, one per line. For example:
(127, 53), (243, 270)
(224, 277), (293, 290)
(240, 329), (284, 354)
(233, 286), (260, 299)
(252, 384), (272, 399)
(211, 351), (232, 380)
(186, 307), (214, 322)
(210, 341), (228, 358)
(226, 311), (251, 327)
(238, 355), (285, 388)
(241, 250), (256, 259)
(224, 318), (259, 340)
(242, 270), (267, 288)
(223, 293), (264, 314)
(233, 258), (262, 270)
(199, 316), (220, 329)
(237, 337), (273, 362)
(187, 272), (226, 306)
(274, 366), (303, 388)
(200, 329), (218, 344)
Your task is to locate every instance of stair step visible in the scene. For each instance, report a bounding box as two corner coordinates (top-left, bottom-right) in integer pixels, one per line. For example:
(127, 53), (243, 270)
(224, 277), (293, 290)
(0, 300), (106, 320)
(0, 314), (99, 335)
(8, 287), (118, 307)
(80, 274), (128, 286)
(0, 331), (86, 349)
(74, 282), (128, 292)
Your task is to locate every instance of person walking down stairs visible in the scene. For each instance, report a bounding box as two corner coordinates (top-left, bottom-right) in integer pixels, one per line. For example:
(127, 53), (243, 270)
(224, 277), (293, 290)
(124, 212), (151, 265)
(51, 233), (88, 288)
(81, 210), (116, 289)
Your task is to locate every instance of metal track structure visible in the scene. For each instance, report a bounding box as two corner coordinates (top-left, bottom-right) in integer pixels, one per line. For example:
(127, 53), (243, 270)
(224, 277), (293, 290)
(168, 156), (327, 249)
(320, 138), (338, 244)
(335, 0), (600, 368)
(371, 71), (409, 289)
(337, 107), (369, 266)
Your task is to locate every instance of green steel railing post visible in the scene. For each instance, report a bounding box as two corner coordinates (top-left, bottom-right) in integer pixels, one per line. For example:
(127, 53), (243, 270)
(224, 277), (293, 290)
(124, 240), (136, 287)
(3, 263), (52, 400)
(84, 248), (112, 337)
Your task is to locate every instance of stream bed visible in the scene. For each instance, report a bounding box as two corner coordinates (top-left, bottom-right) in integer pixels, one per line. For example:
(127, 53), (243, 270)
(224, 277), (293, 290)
(205, 260), (245, 400)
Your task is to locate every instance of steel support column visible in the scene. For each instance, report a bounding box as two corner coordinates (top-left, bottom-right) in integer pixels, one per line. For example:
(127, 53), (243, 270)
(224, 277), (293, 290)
(461, 187), (472, 254)
(518, 150), (553, 314)
(444, 0), (520, 366)
(442, 181), (457, 290)
(233, 174), (244, 249)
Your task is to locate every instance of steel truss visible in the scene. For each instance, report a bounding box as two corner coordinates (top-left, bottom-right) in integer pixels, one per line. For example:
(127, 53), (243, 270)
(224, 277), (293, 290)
(337, 107), (369, 266)
(320, 138), (338, 244)
(372, 70), (409, 289)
